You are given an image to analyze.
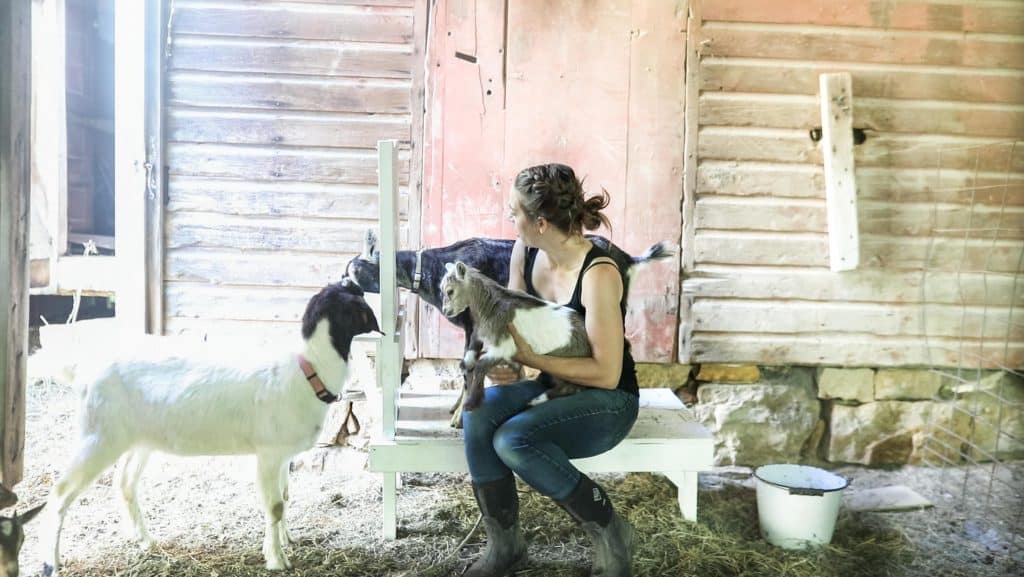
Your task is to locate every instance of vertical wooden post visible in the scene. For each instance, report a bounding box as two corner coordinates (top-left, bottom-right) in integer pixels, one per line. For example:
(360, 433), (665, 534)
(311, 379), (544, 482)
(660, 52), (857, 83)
(679, 0), (701, 362)
(404, 0), (430, 358)
(30, 0), (69, 290)
(144, 0), (165, 334)
(114, 0), (148, 333)
(0, 0), (32, 487)
(377, 139), (402, 540)
(378, 139), (400, 440)
(819, 72), (859, 272)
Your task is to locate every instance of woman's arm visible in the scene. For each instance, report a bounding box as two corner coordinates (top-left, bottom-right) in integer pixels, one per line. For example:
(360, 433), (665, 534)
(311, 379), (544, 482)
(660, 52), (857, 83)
(511, 261), (624, 390)
(487, 238), (529, 385)
(508, 238), (527, 291)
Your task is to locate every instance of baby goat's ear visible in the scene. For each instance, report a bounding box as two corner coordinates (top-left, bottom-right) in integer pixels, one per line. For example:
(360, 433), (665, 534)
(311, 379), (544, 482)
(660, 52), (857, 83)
(455, 261), (468, 278)
(444, 262), (455, 274)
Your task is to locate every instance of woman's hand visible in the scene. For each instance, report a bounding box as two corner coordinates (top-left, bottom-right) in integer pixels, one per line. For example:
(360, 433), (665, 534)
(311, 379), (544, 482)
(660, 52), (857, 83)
(507, 323), (537, 366)
(486, 363), (521, 385)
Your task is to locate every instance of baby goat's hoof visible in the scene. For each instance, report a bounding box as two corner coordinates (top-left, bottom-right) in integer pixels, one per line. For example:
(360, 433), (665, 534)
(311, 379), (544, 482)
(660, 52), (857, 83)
(42, 562), (57, 577)
(265, 555), (293, 571)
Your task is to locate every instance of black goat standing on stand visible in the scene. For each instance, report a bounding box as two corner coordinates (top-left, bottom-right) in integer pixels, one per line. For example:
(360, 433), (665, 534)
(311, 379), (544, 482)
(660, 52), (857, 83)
(345, 229), (674, 425)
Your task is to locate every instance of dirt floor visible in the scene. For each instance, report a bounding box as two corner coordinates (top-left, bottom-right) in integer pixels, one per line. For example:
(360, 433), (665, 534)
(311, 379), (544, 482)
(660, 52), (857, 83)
(9, 360), (1023, 577)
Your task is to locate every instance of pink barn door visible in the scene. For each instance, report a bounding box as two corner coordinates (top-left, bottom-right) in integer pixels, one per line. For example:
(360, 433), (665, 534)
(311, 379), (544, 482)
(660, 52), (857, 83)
(420, 0), (686, 363)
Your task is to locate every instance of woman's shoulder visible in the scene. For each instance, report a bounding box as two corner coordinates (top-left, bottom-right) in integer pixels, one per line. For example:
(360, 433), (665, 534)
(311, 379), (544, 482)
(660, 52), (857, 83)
(584, 243), (620, 273)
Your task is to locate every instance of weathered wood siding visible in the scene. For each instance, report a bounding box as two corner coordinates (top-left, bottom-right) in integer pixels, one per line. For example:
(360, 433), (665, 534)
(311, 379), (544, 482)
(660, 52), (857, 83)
(418, 0), (686, 362)
(1, 0), (31, 486)
(164, 0), (418, 338)
(683, 0), (1024, 368)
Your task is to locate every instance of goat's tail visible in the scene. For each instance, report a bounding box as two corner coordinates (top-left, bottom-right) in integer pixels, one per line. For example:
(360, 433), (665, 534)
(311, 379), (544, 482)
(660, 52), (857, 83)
(628, 241), (676, 278)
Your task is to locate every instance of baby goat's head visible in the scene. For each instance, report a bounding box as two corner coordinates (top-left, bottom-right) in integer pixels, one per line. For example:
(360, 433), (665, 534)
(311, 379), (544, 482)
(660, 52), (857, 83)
(440, 261), (475, 318)
(344, 229), (382, 293)
(302, 278), (381, 360)
(0, 504), (44, 577)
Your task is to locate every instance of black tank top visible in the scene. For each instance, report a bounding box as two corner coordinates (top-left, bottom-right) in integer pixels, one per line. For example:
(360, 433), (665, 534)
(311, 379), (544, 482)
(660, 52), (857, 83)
(524, 244), (640, 396)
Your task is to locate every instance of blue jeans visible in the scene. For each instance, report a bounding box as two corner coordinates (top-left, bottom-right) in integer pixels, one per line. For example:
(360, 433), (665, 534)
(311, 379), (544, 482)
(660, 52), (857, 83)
(463, 380), (639, 501)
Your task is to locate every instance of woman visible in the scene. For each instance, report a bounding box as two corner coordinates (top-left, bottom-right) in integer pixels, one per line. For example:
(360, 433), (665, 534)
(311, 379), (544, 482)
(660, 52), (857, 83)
(462, 163), (640, 577)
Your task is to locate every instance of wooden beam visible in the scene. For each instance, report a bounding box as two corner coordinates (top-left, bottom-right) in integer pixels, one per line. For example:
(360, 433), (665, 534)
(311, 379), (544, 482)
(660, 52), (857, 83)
(819, 72), (859, 272)
(0, 0), (31, 487)
(377, 139), (402, 541)
(404, 0), (428, 358)
(145, 0), (165, 334)
(377, 140), (401, 442)
(679, 0), (702, 362)
(115, 0), (149, 334)
(29, 0), (69, 294)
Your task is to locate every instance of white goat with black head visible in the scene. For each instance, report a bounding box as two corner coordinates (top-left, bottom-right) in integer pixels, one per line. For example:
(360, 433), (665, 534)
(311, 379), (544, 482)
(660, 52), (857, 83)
(441, 261), (590, 410)
(41, 279), (380, 575)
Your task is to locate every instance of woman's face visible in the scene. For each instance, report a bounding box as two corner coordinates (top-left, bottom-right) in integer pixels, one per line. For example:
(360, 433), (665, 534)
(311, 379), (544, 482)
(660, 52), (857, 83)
(507, 188), (539, 245)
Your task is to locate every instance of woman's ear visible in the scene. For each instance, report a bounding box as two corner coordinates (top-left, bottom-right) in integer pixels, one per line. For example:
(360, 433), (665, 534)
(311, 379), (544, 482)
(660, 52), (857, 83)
(536, 216), (547, 235)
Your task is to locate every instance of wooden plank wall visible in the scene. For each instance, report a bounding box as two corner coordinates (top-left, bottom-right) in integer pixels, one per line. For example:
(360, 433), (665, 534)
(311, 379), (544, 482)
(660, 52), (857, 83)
(163, 0), (418, 339)
(684, 0), (1024, 368)
(419, 0), (686, 362)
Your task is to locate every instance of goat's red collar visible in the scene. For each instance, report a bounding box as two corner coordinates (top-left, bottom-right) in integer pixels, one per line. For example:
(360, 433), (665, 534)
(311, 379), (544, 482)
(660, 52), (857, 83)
(297, 354), (338, 404)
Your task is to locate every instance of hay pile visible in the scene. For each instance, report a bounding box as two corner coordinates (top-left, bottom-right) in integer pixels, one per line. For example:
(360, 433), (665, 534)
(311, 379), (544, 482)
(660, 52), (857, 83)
(54, 473), (912, 577)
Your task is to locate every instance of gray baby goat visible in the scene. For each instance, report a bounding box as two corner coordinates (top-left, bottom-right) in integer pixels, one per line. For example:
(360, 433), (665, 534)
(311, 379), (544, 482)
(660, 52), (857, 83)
(440, 261), (589, 410)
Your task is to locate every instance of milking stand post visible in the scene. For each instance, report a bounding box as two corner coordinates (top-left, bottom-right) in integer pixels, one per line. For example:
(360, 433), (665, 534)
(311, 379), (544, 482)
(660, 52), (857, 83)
(375, 140), (404, 539)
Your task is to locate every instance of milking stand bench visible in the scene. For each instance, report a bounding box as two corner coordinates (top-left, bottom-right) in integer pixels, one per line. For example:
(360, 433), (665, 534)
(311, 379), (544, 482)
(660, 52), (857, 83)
(366, 141), (714, 539)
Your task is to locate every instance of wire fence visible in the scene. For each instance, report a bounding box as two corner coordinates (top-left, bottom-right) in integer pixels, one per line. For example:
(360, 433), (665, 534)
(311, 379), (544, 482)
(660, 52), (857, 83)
(918, 139), (1023, 567)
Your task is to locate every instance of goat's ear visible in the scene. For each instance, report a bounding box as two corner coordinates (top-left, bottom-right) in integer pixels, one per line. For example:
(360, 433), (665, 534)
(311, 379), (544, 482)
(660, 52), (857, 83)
(362, 309), (382, 335)
(17, 503), (44, 525)
(360, 229), (379, 262)
(455, 261), (468, 279)
(444, 262), (455, 274)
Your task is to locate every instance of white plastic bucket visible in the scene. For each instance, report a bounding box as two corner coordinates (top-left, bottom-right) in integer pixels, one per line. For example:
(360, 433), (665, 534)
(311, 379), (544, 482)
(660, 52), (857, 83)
(754, 464), (849, 550)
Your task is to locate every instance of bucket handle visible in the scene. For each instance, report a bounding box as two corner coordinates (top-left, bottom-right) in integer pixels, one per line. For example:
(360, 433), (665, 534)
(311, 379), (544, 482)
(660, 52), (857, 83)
(787, 487), (826, 497)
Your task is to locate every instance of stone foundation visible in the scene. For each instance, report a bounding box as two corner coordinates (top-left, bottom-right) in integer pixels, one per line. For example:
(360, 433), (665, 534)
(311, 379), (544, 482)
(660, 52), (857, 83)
(686, 364), (1023, 466)
(394, 359), (1023, 468)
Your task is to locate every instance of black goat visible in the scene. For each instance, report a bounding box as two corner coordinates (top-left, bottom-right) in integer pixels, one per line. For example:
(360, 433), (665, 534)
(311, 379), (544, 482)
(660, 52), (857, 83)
(345, 230), (674, 423)
(346, 230), (673, 340)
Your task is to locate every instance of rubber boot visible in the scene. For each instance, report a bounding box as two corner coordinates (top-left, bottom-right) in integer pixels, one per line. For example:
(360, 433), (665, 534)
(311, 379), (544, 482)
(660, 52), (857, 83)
(556, 475), (634, 577)
(465, 475), (527, 577)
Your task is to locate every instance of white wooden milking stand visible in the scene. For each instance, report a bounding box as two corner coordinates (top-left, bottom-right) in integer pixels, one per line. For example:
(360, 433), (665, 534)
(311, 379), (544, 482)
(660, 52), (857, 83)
(367, 140), (715, 539)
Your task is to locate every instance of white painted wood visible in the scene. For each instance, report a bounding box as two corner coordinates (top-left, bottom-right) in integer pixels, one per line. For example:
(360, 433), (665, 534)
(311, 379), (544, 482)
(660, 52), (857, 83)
(382, 472), (397, 540)
(145, 0), (165, 335)
(375, 140), (406, 540)
(377, 140), (401, 440)
(49, 255), (118, 295)
(115, 0), (148, 334)
(819, 72), (859, 272)
(29, 0), (69, 292)
(369, 389), (714, 535)
(663, 471), (698, 522)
